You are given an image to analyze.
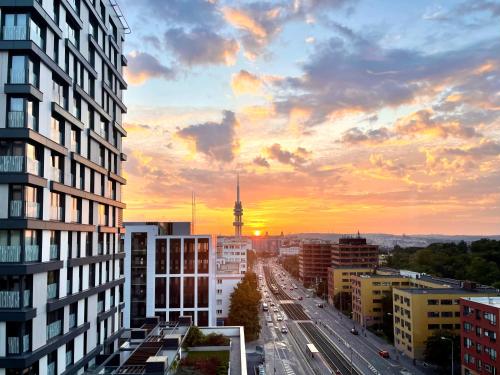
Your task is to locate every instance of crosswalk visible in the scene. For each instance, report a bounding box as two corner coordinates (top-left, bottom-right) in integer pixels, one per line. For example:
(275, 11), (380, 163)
(282, 362), (295, 375)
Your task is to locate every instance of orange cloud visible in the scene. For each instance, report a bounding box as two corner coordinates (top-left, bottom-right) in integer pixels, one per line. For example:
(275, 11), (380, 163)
(231, 70), (263, 95)
(222, 7), (267, 39)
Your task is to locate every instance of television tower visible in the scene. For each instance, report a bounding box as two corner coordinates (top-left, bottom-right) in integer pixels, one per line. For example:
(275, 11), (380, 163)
(233, 173), (243, 237)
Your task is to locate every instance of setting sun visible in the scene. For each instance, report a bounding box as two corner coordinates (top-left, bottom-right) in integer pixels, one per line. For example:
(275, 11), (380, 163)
(253, 230), (261, 236)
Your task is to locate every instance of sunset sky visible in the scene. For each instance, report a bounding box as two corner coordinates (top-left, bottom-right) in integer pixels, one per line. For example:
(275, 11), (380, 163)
(118, 0), (500, 236)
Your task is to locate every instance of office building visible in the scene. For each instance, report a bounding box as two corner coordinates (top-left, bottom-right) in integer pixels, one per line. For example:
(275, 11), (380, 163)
(0, 1), (128, 374)
(327, 266), (376, 305)
(123, 222), (216, 328)
(331, 236), (379, 268)
(298, 240), (331, 288)
(278, 245), (300, 257)
(461, 297), (499, 375)
(215, 236), (251, 325)
(393, 280), (497, 360)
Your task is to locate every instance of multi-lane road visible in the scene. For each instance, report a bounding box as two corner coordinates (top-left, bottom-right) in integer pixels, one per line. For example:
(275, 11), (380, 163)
(256, 259), (430, 375)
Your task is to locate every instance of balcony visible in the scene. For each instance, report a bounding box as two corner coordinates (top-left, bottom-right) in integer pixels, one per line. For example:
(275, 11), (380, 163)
(0, 245), (39, 263)
(97, 300), (104, 313)
(0, 290), (30, 308)
(9, 68), (38, 87)
(10, 200), (40, 219)
(47, 320), (62, 340)
(50, 244), (59, 260)
(2, 25), (43, 49)
(7, 111), (24, 128)
(7, 334), (30, 355)
(0, 156), (40, 175)
(50, 206), (63, 221)
(69, 313), (76, 328)
(50, 167), (62, 182)
(47, 283), (58, 299)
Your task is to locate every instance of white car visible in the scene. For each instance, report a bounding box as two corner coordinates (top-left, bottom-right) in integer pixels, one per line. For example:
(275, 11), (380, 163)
(276, 314), (283, 321)
(273, 307), (279, 312)
(281, 326), (288, 334)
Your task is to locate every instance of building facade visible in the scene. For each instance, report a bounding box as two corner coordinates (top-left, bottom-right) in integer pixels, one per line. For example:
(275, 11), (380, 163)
(215, 236), (251, 325)
(327, 266), (375, 305)
(278, 245), (300, 257)
(331, 237), (379, 268)
(123, 222), (216, 329)
(461, 297), (499, 375)
(393, 285), (497, 360)
(298, 240), (331, 288)
(0, 1), (128, 374)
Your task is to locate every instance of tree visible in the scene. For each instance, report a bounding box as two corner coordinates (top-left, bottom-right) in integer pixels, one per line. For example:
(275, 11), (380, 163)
(424, 331), (459, 374)
(281, 255), (299, 278)
(333, 292), (352, 314)
(227, 272), (261, 341)
(247, 250), (257, 271)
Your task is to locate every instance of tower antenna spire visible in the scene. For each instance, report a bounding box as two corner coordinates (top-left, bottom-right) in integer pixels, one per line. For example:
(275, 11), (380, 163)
(233, 173), (243, 237)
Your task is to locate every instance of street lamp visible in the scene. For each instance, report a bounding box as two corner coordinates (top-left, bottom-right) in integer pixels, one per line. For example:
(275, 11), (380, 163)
(440, 336), (454, 375)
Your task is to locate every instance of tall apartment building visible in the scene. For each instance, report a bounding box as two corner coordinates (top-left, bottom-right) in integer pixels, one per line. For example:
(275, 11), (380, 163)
(215, 236), (251, 325)
(298, 240), (331, 288)
(393, 281), (497, 360)
(460, 297), (499, 375)
(123, 222), (216, 328)
(331, 236), (379, 268)
(0, 1), (128, 374)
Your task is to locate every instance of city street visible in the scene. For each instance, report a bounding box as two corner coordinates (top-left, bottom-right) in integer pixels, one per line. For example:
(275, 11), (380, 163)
(256, 259), (432, 375)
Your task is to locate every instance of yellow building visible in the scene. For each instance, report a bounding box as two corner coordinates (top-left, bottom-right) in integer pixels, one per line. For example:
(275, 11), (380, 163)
(393, 287), (498, 360)
(327, 266), (374, 306)
(352, 274), (409, 327)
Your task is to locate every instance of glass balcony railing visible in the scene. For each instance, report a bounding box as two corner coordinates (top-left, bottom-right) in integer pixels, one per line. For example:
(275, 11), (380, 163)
(10, 200), (40, 218)
(0, 291), (20, 308)
(0, 156), (40, 175)
(46, 320), (61, 340)
(50, 167), (62, 182)
(47, 362), (55, 375)
(66, 350), (73, 367)
(69, 313), (76, 328)
(50, 206), (62, 221)
(9, 68), (38, 86)
(47, 283), (58, 299)
(2, 25), (43, 49)
(7, 335), (30, 354)
(7, 111), (24, 128)
(49, 244), (59, 260)
(0, 245), (39, 262)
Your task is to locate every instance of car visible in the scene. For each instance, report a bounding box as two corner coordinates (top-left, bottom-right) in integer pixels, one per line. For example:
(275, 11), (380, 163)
(350, 328), (359, 335)
(276, 314), (283, 321)
(316, 303), (324, 308)
(281, 326), (288, 334)
(379, 350), (390, 359)
(298, 296), (303, 300)
(270, 302), (275, 307)
(273, 307), (279, 312)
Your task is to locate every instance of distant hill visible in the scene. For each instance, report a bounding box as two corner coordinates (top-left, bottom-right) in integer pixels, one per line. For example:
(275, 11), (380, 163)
(289, 233), (500, 250)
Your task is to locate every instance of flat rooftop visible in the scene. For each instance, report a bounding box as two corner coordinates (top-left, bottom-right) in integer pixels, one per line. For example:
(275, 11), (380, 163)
(461, 296), (500, 308)
(397, 288), (497, 295)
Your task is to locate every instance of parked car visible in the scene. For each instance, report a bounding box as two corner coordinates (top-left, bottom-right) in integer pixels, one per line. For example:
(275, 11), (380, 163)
(281, 326), (288, 334)
(379, 350), (390, 359)
(350, 328), (359, 335)
(316, 303), (324, 308)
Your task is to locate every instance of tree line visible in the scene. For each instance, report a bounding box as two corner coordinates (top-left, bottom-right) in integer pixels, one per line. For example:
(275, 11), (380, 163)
(386, 239), (500, 288)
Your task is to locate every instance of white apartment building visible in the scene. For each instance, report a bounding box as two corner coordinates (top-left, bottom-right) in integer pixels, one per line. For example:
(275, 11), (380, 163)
(215, 236), (251, 325)
(123, 222), (216, 328)
(0, 1), (128, 374)
(279, 246), (300, 257)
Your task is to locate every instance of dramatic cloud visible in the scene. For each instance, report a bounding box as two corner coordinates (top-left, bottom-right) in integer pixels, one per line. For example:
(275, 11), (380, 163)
(164, 27), (239, 66)
(125, 51), (175, 84)
(274, 30), (500, 126)
(253, 156), (270, 168)
(176, 111), (239, 162)
(266, 143), (312, 167)
(341, 127), (392, 145)
(395, 110), (479, 139)
(231, 70), (263, 95)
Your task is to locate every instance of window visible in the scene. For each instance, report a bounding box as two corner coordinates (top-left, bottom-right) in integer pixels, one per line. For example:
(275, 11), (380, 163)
(9, 55), (38, 87)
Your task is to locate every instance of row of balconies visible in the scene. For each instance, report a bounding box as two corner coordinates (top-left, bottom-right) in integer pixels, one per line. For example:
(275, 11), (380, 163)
(7, 199), (82, 222)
